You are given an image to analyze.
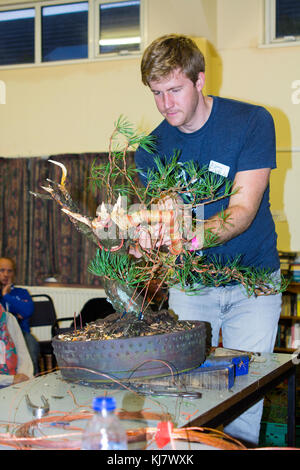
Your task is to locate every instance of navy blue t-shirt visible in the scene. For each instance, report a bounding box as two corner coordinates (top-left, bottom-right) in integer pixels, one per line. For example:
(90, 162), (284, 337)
(135, 96), (279, 271)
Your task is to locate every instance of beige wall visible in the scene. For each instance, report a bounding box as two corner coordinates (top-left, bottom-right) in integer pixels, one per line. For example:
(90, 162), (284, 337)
(0, 0), (217, 157)
(0, 58), (149, 155)
(0, 0), (299, 250)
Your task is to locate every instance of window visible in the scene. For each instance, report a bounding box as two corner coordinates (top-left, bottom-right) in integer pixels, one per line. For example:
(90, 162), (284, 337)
(265, 0), (300, 45)
(0, 0), (143, 68)
(276, 0), (300, 38)
(42, 2), (89, 62)
(98, 1), (140, 55)
(0, 8), (35, 66)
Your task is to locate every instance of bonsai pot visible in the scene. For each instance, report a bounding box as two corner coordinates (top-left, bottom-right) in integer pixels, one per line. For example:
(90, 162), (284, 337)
(52, 320), (207, 385)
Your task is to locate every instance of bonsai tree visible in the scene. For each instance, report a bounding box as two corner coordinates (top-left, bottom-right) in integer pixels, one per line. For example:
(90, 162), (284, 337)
(33, 117), (286, 337)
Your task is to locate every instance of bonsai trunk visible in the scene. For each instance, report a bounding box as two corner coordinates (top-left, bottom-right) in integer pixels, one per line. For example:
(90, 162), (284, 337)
(102, 278), (153, 318)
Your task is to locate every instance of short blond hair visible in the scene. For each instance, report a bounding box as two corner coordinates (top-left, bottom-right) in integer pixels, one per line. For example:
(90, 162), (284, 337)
(141, 34), (205, 86)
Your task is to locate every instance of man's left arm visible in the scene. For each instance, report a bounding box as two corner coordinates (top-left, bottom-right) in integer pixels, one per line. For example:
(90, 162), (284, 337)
(193, 167), (271, 247)
(2, 289), (34, 320)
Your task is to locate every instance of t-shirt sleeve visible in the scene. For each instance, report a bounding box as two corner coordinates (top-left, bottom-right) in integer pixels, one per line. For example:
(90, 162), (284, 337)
(237, 107), (276, 172)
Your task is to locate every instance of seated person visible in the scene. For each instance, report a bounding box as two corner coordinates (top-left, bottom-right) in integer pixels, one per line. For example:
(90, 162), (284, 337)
(0, 257), (39, 375)
(0, 303), (33, 388)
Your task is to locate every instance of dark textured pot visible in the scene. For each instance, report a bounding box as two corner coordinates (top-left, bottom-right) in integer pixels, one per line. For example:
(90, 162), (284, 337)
(52, 320), (207, 384)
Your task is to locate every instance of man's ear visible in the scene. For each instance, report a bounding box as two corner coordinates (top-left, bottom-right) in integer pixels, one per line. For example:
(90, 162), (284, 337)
(195, 72), (205, 92)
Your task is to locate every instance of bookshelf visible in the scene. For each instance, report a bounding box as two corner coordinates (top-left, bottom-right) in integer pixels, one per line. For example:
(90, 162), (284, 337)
(273, 252), (300, 352)
(274, 282), (300, 353)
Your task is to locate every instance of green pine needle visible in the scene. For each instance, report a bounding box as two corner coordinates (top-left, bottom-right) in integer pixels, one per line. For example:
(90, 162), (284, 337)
(86, 117), (287, 298)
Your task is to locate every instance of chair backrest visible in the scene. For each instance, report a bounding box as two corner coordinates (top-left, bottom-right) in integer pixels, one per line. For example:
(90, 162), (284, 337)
(30, 294), (57, 328)
(73, 297), (115, 327)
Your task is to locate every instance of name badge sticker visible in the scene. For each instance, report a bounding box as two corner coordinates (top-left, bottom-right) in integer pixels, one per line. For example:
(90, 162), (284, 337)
(209, 160), (230, 177)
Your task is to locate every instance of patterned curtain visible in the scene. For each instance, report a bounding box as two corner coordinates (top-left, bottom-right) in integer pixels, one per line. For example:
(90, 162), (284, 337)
(0, 152), (138, 286)
(0, 157), (31, 283)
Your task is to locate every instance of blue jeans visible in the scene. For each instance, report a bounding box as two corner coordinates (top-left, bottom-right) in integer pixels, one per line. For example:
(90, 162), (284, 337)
(169, 275), (282, 445)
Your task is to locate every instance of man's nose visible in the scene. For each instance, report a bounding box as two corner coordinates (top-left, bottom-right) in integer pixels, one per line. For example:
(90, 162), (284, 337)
(163, 93), (174, 109)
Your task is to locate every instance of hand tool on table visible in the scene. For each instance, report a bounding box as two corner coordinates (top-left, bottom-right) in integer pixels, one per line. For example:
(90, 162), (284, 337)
(25, 394), (50, 419)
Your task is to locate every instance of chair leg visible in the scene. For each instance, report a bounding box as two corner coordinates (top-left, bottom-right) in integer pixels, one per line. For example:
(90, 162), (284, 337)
(45, 354), (53, 372)
(38, 355), (45, 374)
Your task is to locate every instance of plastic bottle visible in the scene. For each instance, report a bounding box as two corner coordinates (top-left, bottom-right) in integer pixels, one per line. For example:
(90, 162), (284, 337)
(81, 396), (128, 450)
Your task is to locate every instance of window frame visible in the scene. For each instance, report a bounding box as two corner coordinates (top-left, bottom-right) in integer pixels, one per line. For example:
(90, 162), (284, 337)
(0, 0), (145, 69)
(264, 0), (300, 47)
(95, 0), (145, 59)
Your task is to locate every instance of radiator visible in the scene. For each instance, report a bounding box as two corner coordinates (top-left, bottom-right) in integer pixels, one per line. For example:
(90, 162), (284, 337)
(22, 284), (106, 341)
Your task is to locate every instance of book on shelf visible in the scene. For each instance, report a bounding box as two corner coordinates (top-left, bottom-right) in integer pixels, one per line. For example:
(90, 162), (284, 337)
(278, 251), (298, 276)
(278, 251), (298, 260)
(286, 324), (300, 349)
(276, 323), (300, 349)
(290, 263), (300, 282)
(276, 324), (288, 348)
(281, 292), (298, 316)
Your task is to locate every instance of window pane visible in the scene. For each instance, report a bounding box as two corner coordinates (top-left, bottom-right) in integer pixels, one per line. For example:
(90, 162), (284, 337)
(276, 0), (300, 38)
(99, 0), (140, 54)
(0, 8), (35, 66)
(42, 2), (88, 62)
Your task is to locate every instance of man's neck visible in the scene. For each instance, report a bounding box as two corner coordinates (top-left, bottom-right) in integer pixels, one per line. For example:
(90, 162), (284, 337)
(178, 95), (213, 134)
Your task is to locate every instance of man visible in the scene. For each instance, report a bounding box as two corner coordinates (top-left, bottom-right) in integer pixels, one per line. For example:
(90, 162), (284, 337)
(134, 34), (282, 446)
(0, 257), (40, 375)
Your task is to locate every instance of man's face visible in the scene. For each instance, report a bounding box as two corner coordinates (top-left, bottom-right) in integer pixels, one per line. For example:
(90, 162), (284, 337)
(0, 259), (15, 286)
(149, 69), (204, 132)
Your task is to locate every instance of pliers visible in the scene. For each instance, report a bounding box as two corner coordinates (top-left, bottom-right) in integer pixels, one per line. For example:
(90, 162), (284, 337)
(25, 394), (50, 419)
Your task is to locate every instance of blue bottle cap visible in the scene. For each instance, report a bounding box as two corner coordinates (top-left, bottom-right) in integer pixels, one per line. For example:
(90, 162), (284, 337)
(92, 396), (116, 412)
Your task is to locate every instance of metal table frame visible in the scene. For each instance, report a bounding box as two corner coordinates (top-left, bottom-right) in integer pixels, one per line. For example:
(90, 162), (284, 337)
(186, 357), (297, 447)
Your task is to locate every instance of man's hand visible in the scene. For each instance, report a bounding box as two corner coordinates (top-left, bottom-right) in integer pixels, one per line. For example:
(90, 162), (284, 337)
(129, 226), (153, 258)
(1, 283), (12, 296)
(185, 233), (204, 252)
(129, 195), (185, 257)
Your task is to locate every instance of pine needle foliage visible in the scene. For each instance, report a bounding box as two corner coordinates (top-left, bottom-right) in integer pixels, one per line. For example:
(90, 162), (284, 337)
(86, 117), (287, 300)
(144, 154), (236, 205)
(89, 248), (149, 286)
(34, 117), (287, 320)
(89, 116), (156, 203)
